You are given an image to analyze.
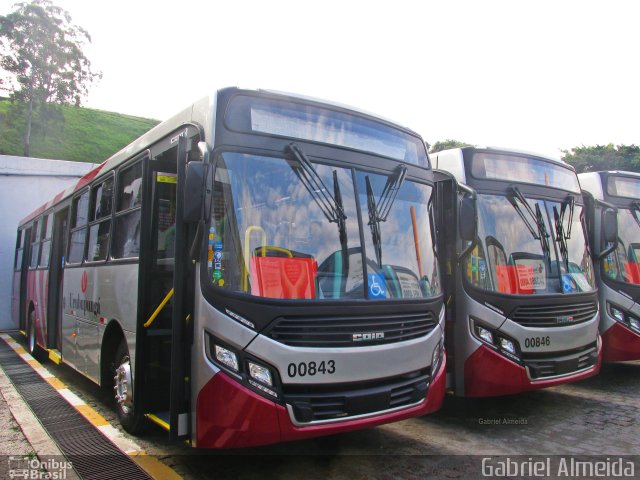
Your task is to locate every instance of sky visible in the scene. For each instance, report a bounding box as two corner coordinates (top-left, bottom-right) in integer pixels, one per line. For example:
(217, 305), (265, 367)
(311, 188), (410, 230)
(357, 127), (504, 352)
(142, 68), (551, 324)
(1, 0), (639, 159)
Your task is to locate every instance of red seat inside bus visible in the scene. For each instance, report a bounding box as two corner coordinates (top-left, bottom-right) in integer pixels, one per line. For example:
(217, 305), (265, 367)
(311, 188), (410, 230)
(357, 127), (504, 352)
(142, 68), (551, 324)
(249, 249), (318, 299)
(623, 262), (640, 284)
(495, 264), (535, 294)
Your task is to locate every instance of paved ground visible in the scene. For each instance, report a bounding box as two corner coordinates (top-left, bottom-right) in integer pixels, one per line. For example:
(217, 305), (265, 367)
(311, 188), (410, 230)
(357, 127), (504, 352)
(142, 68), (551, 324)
(3, 332), (640, 479)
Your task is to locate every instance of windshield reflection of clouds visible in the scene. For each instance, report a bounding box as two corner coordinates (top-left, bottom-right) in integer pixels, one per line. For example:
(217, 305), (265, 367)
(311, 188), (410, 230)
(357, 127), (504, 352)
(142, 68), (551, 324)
(469, 194), (594, 294)
(357, 173), (441, 297)
(605, 209), (640, 284)
(210, 152), (439, 300)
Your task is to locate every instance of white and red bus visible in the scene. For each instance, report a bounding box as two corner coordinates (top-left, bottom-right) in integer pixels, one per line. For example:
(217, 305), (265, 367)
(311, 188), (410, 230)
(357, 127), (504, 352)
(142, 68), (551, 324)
(433, 147), (601, 397)
(12, 88), (445, 448)
(579, 171), (640, 361)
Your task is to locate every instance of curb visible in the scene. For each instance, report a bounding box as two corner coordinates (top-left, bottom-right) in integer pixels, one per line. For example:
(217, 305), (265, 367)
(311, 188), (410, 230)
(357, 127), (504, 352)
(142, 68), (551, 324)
(0, 333), (181, 480)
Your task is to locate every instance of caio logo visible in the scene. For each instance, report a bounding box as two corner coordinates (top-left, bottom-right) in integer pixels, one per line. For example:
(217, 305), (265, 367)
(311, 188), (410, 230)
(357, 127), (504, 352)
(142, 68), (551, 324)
(81, 271), (88, 293)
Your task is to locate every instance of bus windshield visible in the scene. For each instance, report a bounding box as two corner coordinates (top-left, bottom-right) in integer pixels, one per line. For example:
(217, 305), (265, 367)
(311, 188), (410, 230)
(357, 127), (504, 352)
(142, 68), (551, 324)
(465, 193), (595, 295)
(603, 208), (640, 285)
(207, 150), (440, 300)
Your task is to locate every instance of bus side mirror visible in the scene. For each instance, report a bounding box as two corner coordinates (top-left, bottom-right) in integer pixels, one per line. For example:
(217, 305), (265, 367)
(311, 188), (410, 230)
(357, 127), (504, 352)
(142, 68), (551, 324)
(602, 207), (618, 244)
(184, 162), (209, 223)
(459, 195), (477, 241)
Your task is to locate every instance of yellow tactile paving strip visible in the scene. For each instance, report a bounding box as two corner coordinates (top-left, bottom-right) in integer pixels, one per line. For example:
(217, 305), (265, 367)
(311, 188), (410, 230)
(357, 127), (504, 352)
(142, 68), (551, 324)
(0, 333), (181, 480)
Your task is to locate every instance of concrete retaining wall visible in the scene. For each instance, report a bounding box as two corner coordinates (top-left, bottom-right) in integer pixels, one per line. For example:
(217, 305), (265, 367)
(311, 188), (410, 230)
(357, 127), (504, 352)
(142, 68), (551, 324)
(0, 155), (94, 330)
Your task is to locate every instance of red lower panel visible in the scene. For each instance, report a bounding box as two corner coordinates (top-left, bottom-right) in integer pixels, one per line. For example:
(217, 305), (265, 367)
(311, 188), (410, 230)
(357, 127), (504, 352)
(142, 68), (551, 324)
(463, 342), (601, 397)
(195, 373), (281, 448)
(602, 322), (640, 362)
(196, 356), (447, 449)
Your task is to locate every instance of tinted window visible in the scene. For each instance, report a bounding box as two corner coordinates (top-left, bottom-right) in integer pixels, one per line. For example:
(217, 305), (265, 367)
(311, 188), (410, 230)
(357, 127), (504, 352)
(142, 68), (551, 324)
(113, 161), (143, 259)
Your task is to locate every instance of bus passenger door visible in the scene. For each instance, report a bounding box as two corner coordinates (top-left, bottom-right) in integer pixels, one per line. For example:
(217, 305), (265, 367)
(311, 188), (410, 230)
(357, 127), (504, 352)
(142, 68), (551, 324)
(136, 131), (193, 440)
(47, 208), (69, 352)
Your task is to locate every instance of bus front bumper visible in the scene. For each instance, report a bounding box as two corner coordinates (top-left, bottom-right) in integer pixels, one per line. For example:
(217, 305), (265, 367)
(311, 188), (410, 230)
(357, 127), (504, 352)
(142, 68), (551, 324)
(194, 355), (446, 449)
(602, 322), (640, 362)
(462, 340), (602, 397)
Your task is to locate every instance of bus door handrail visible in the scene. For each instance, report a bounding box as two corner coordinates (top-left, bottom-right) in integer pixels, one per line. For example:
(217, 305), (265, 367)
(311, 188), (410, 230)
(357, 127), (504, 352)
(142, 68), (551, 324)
(144, 288), (174, 328)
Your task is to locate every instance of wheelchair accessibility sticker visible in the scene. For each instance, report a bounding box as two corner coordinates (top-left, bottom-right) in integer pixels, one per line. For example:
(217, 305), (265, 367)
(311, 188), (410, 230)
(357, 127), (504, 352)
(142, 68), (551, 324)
(368, 273), (387, 299)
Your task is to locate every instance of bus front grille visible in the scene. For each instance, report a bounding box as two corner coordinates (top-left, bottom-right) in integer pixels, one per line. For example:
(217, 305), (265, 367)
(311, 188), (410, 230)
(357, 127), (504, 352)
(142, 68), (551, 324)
(284, 368), (430, 423)
(509, 301), (598, 328)
(522, 342), (598, 379)
(264, 311), (437, 347)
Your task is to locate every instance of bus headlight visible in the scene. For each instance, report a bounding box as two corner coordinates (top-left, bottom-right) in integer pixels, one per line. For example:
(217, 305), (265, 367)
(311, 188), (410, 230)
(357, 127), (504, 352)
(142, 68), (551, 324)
(471, 319), (521, 362)
(214, 345), (239, 372)
(608, 303), (640, 333)
(609, 304), (625, 322)
(247, 361), (278, 398)
(431, 339), (443, 375)
(498, 337), (516, 356)
(248, 362), (273, 387)
(477, 326), (494, 345)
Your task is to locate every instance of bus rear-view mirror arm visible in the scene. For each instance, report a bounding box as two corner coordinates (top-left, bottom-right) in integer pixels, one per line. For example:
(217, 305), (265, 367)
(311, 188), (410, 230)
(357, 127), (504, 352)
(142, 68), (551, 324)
(459, 194), (477, 242)
(184, 142), (213, 223)
(458, 194), (477, 261)
(185, 142), (214, 262)
(598, 207), (618, 260)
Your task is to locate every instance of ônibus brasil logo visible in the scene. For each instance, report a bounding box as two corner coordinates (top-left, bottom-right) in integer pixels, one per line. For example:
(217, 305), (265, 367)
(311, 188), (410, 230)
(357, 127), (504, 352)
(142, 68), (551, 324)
(81, 270), (88, 293)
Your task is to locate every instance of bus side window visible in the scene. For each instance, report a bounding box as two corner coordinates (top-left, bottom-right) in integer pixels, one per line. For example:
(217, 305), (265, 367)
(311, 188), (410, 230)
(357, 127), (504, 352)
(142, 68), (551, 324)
(68, 190), (90, 264)
(29, 219), (40, 268)
(39, 213), (53, 268)
(86, 176), (114, 262)
(113, 161), (143, 259)
(14, 229), (24, 270)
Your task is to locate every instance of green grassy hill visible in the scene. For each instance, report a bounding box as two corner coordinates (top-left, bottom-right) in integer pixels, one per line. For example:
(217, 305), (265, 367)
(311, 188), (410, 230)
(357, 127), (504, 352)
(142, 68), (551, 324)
(0, 98), (160, 163)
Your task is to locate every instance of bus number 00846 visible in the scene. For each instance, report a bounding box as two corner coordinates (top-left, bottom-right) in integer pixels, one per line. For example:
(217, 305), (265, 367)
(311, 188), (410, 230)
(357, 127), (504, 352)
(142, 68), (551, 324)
(287, 360), (335, 378)
(524, 336), (551, 348)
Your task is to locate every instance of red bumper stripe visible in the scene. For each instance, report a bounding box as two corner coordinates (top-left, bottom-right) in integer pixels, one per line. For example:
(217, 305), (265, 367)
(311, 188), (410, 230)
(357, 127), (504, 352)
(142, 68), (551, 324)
(196, 356), (447, 449)
(602, 322), (640, 362)
(463, 342), (601, 397)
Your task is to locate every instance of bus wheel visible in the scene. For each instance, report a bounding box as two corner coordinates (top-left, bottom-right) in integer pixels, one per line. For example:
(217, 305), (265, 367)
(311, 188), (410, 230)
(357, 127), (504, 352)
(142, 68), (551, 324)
(113, 340), (145, 433)
(27, 311), (45, 361)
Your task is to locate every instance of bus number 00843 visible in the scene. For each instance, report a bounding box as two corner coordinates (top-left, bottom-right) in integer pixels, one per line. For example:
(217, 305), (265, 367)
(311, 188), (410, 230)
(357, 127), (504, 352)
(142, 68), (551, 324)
(524, 336), (551, 348)
(287, 360), (336, 378)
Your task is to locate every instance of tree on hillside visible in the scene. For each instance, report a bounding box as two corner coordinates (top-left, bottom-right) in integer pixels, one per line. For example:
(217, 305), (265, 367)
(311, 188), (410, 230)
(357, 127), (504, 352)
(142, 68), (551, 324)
(428, 139), (473, 154)
(561, 144), (640, 174)
(0, 0), (100, 156)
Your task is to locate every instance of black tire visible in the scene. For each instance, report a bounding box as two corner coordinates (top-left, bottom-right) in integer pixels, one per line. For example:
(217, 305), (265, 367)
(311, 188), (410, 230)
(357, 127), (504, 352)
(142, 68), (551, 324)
(113, 340), (145, 434)
(27, 310), (46, 362)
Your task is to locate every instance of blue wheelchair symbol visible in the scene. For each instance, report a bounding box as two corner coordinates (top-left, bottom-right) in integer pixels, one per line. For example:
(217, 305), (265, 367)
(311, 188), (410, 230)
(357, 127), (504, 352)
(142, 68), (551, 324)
(368, 273), (387, 299)
(562, 274), (574, 293)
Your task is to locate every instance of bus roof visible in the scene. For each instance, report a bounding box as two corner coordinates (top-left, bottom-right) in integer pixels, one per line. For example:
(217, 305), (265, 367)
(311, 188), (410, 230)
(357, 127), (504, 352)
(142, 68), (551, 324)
(578, 170), (640, 201)
(432, 146), (572, 187)
(18, 87), (426, 226)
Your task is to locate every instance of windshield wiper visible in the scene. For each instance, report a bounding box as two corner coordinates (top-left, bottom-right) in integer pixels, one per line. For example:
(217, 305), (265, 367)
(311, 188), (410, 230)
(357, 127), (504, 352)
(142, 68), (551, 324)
(553, 195), (576, 269)
(508, 186), (551, 259)
(286, 143), (346, 224)
(286, 143), (348, 257)
(366, 164), (408, 267)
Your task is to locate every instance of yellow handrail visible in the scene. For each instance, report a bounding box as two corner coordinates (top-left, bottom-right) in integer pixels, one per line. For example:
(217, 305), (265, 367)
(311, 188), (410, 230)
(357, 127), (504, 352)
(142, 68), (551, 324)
(144, 288), (174, 328)
(243, 226), (266, 292)
(261, 246), (293, 258)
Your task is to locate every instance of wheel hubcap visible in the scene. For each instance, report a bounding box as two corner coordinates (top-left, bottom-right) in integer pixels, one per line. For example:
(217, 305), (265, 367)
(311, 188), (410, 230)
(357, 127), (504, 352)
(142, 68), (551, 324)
(114, 356), (133, 414)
